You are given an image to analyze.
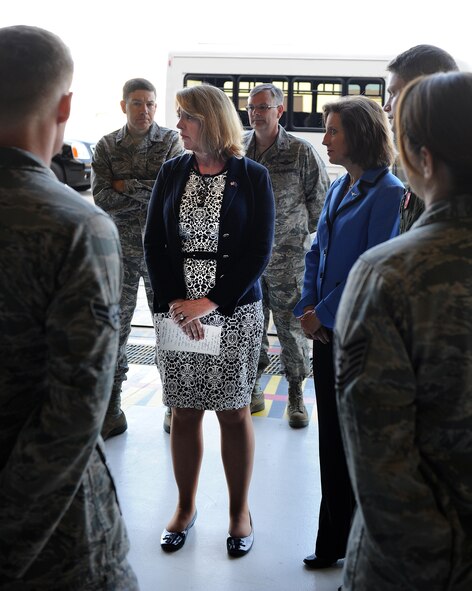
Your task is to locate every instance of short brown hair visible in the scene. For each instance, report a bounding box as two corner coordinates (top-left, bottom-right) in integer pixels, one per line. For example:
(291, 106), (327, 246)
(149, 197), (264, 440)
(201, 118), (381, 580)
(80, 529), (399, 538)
(387, 44), (458, 84)
(0, 25), (73, 122)
(323, 96), (395, 169)
(122, 78), (156, 101)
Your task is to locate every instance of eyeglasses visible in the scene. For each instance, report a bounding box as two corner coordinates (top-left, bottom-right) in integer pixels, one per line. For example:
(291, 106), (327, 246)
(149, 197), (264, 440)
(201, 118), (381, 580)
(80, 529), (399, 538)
(245, 104), (281, 112)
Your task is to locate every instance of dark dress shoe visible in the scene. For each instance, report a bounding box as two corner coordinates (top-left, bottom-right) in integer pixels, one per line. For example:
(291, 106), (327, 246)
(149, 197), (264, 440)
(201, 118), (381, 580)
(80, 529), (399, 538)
(160, 511), (197, 552)
(303, 553), (338, 569)
(227, 515), (254, 557)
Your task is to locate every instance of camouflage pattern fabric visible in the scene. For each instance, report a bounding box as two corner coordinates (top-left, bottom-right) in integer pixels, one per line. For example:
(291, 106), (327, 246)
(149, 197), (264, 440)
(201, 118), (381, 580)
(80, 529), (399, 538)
(244, 126), (330, 380)
(258, 272), (311, 380)
(92, 122), (183, 389)
(392, 160), (426, 233)
(0, 147), (138, 590)
(399, 190), (425, 233)
(334, 194), (472, 591)
(114, 254), (155, 388)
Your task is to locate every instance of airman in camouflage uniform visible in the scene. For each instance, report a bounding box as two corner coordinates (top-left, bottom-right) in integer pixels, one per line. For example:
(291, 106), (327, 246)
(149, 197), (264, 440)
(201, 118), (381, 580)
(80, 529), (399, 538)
(243, 83), (330, 428)
(0, 25), (138, 590)
(383, 44), (459, 234)
(92, 78), (183, 438)
(335, 72), (472, 591)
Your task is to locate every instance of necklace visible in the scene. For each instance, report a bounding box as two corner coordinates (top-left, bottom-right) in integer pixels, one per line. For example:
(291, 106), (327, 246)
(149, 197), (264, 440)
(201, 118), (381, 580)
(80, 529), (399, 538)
(196, 174), (212, 207)
(345, 175), (358, 194)
(193, 156), (226, 207)
(194, 161), (212, 208)
(252, 135), (276, 162)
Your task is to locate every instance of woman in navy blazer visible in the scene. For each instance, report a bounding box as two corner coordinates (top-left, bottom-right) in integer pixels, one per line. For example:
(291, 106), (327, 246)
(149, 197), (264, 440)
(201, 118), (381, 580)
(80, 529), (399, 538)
(293, 96), (404, 569)
(145, 153), (274, 317)
(144, 85), (274, 557)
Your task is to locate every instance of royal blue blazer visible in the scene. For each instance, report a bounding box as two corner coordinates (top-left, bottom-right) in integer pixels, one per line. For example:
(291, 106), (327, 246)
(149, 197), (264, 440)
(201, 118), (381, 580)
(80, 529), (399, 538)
(294, 167), (404, 329)
(144, 153), (275, 316)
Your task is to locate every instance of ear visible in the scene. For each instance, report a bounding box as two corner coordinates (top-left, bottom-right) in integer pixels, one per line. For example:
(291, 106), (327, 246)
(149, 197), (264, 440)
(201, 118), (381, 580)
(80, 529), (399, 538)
(57, 92), (72, 124)
(276, 104), (284, 120)
(120, 99), (127, 114)
(419, 146), (435, 181)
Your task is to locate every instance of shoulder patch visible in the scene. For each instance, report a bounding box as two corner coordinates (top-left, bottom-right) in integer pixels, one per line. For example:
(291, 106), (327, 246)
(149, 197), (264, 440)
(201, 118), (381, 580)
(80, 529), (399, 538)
(91, 300), (120, 330)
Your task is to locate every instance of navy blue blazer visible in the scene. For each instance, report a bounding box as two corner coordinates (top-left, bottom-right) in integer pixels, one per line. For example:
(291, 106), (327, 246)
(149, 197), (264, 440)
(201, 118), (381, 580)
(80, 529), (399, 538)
(144, 153), (275, 316)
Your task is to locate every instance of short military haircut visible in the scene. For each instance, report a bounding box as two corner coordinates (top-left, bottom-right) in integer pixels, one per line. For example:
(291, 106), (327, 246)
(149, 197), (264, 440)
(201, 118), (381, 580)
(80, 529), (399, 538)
(122, 78), (156, 100)
(249, 83), (284, 106)
(387, 44), (458, 83)
(323, 96), (395, 169)
(0, 25), (73, 121)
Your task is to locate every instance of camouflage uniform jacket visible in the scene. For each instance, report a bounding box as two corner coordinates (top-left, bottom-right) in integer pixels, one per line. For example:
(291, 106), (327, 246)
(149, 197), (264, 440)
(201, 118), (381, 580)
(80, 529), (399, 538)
(0, 148), (134, 590)
(334, 194), (472, 590)
(243, 126), (330, 274)
(392, 160), (426, 234)
(92, 122), (182, 256)
(399, 189), (425, 233)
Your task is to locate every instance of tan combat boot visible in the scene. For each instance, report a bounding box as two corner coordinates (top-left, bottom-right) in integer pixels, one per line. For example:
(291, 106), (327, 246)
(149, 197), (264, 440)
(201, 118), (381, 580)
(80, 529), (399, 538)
(287, 379), (309, 429)
(101, 388), (128, 440)
(250, 376), (265, 414)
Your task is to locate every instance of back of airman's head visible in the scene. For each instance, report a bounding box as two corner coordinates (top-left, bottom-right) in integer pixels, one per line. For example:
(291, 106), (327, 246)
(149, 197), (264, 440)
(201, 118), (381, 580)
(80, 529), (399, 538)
(0, 25), (73, 126)
(397, 71), (472, 193)
(387, 44), (458, 84)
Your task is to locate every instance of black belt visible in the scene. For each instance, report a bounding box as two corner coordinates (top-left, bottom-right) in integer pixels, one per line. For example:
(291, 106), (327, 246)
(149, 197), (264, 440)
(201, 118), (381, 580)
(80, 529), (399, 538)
(183, 251), (217, 260)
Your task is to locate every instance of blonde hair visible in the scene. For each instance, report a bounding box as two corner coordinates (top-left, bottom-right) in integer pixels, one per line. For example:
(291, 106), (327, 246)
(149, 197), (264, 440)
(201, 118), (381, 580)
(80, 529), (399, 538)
(176, 85), (244, 159)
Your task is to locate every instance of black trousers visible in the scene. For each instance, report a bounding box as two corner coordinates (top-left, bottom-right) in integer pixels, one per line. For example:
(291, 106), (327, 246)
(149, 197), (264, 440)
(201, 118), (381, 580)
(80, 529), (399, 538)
(313, 339), (355, 559)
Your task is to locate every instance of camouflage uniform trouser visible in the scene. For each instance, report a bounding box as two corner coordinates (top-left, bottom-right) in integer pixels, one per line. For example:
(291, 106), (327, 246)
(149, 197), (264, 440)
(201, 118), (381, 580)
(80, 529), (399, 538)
(257, 271), (311, 382)
(91, 558), (140, 591)
(114, 253), (154, 393)
(1, 558), (139, 591)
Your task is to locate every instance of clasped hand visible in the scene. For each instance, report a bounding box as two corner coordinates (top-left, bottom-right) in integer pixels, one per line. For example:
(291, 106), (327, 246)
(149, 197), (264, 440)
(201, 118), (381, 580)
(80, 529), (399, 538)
(169, 297), (218, 341)
(298, 309), (330, 344)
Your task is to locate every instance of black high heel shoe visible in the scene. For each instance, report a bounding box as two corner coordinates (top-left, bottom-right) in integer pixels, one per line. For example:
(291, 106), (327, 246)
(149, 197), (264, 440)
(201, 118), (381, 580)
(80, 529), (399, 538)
(227, 514), (254, 557)
(303, 553), (338, 569)
(160, 510), (197, 552)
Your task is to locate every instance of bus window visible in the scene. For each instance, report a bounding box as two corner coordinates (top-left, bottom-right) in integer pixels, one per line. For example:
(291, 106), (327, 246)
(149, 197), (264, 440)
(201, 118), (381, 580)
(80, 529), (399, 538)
(169, 53), (390, 179)
(292, 78), (344, 130)
(184, 75), (234, 100)
(347, 78), (385, 106)
(182, 73), (384, 132)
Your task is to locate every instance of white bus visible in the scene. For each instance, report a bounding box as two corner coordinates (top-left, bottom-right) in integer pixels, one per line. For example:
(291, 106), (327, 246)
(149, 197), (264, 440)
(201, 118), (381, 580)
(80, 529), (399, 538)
(165, 50), (391, 179)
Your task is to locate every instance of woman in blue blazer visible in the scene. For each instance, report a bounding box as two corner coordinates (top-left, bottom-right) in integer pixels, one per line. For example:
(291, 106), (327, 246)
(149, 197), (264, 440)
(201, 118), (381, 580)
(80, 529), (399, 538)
(144, 85), (275, 557)
(294, 96), (404, 569)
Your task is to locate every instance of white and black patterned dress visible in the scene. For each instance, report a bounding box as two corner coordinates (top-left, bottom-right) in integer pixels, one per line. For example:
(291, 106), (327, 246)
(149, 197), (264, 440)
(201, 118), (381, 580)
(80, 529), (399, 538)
(155, 169), (264, 411)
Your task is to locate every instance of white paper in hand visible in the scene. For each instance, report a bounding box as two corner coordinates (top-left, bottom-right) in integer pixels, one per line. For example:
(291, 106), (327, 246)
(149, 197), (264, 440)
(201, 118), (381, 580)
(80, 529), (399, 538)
(158, 318), (222, 355)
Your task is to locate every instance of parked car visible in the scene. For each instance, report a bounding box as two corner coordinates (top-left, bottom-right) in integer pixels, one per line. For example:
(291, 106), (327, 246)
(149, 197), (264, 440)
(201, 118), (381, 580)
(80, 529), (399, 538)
(50, 139), (95, 191)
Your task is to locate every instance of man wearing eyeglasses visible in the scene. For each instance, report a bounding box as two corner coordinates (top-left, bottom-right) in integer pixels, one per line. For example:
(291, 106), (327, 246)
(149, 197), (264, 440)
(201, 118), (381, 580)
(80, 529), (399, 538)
(92, 78), (183, 439)
(243, 83), (330, 428)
